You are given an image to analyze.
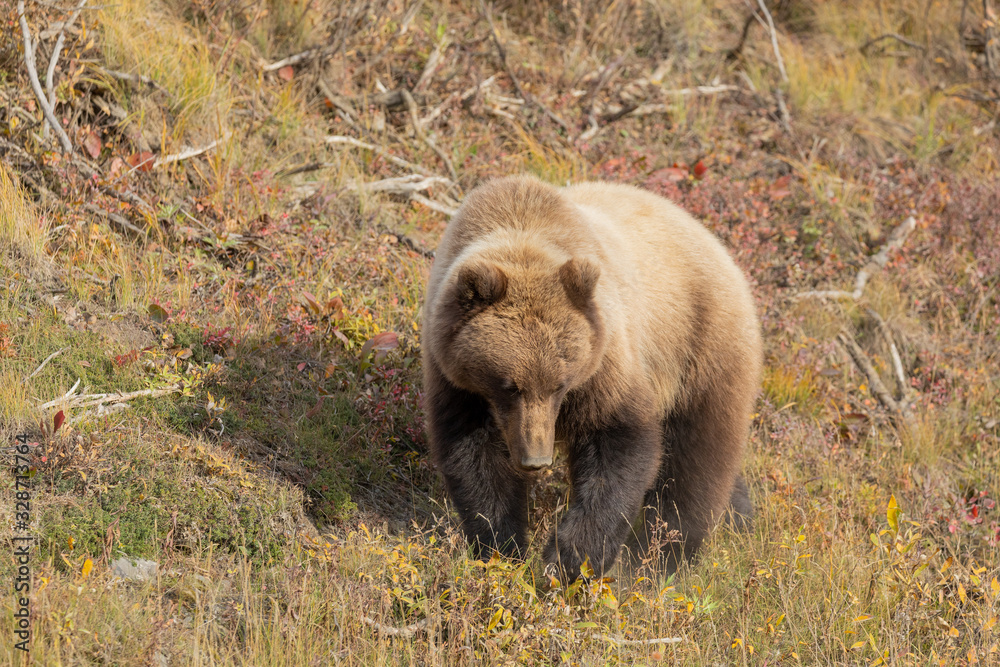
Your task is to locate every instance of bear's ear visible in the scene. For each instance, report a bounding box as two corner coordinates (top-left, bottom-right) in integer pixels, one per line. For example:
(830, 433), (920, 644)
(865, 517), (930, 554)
(559, 257), (600, 309)
(455, 261), (508, 309)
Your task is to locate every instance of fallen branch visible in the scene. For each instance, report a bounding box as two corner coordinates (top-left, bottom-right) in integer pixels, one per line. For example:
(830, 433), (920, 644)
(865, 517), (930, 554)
(96, 67), (170, 96)
(346, 174), (453, 195)
(153, 138), (221, 168)
(860, 33), (927, 54)
(753, 0), (788, 83)
(410, 192), (458, 216)
(324, 135), (432, 176)
(478, 0), (570, 133)
(17, 0), (74, 153)
(44, 0), (89, 139)
(26, 347), (70, 381)
(417, 74), (497, 130)
(608, 85), (740, 118)
(549, 628), (683, 646)
(83, 203), (146, 237)
(795, 216), (917, 300)
(40, 385), (179, 411)
(865, 307), (909, 401)
(401, 89), (458, 181)
(837, 331), (913, 425)
(415, 36), (450, 92)
(360, 615), (431, 638)
(262, 46), (330, 72)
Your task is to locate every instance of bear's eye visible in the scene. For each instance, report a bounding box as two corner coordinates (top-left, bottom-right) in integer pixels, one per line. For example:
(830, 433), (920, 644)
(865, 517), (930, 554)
(502, 380), (520, 395)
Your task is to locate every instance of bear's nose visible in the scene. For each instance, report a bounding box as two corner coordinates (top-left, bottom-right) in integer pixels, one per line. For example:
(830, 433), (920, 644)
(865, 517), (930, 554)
(521, 455), (552, 470)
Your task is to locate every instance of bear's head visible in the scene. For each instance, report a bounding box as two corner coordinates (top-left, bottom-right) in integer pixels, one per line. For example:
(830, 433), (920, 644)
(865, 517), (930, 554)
(434, 252), (605, 471)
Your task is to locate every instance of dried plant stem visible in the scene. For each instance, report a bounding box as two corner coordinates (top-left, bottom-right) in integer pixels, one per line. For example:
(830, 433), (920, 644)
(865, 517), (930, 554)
(325, 135), (432, 176)
(477, 0), (570, 132)
(360, 615), (431, 638)
(26, 347), (70, 381)
(754, 0), (788, 83)
(44, 0), (89, 139)
(837, 331), (913, 425)
(18, 0), (74, 153)
(865, 307), (909, 400)
(401, 89), (458, 181)
(795, 216), (917, 300)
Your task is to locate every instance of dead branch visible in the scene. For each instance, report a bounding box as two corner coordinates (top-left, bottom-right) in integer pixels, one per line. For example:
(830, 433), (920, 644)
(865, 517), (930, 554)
(860, 33), (927, 54)
(415, 36), (450, 92)
(986, 0), (1000, 77)
(96, 67), (170, 96)
(39, 385), (178, 411)
(864, 307), (909, 401)
(753, 0), (788, 83)
(26, 346), (70, 381)
(417, 74), (498, 130)
(153, 138), (221, 168)
(324, 135), (434, 176)
(837, 331), (913, 425)
(360, 615), (431, 638)
(795, 216), (917, 301)
(401, 89), (458, 181)
(346, 174), (453, 195)
(477, 0), (570, 133)
(549, 628), (684, 646)
(410, 192), (458, 216)
(83, 203), (146, 237)
(316, 78), (357, 121)
(262, 46), (331, 72)
(726, 13), (757, 61)
(18, 0), (74, 153)
(44, 0), (88, 139)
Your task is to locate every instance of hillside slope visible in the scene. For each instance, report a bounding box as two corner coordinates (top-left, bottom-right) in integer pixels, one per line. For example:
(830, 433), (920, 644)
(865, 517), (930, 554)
(2, 0), (999, 664)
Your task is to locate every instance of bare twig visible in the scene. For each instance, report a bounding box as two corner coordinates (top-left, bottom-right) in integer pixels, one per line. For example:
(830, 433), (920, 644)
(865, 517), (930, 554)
(360, 615), (431, 638)
(153, 139), (221, 168)
(418, 75), (498, 130)
(549, 628), (684, 646)
(986, 0), (999, 77)
(346, 174), (453, 195)
(324, 135), (433, 175)
(401, 89), (458, 181)
(477, 0), (570, 133)
(262, 46), (329, 72)
(95, 67), (170, 95)
(39, 386), (179, 411)
(795, 216), (917, 300)
(410, 192), (458, 216)
(83, 203), (146, 237)
(753, 0), (788, 83)
(860, 33), (928, 54)
(316, 78), (357, 121)
(415, 36), (450, 92)
(44, 0), (89, 139)
(26, 347), (70, 381)
(837, 331), (913, 425)
(865, 307), (909, 400)
(18, 0), (74, 153)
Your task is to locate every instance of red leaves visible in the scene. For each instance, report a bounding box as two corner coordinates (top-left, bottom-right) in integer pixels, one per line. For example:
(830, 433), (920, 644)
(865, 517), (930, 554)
(692, 160), (708, 180)
(53, 410), (65, 433)
(82, 130), (102, 159)
(768, 174), (793, 200)
(278, 66), (295, 82)
(360, 331), (399, 364)
(127, 151), (155, 172)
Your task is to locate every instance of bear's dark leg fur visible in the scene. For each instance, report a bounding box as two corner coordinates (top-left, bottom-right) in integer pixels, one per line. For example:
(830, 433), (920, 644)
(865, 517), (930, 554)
(425, 364), (528, 559)
(544, 418), (662, 579)
(646, 393), (751, 573)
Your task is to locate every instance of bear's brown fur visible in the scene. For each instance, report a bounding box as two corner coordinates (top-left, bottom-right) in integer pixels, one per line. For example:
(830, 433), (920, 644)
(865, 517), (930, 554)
(422, 175), (762, 579)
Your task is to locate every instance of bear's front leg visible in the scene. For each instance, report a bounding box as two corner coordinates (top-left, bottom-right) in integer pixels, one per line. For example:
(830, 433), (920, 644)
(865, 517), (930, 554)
(544, 419), (661, 579)
(425, 365), (528, 560)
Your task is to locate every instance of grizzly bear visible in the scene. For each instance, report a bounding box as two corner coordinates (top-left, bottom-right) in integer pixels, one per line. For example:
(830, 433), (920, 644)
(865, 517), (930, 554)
(421, 175), (762, 579)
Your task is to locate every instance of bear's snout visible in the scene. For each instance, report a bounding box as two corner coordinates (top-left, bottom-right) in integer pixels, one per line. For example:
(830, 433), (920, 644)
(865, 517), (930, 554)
(520, 454), (553, 470)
